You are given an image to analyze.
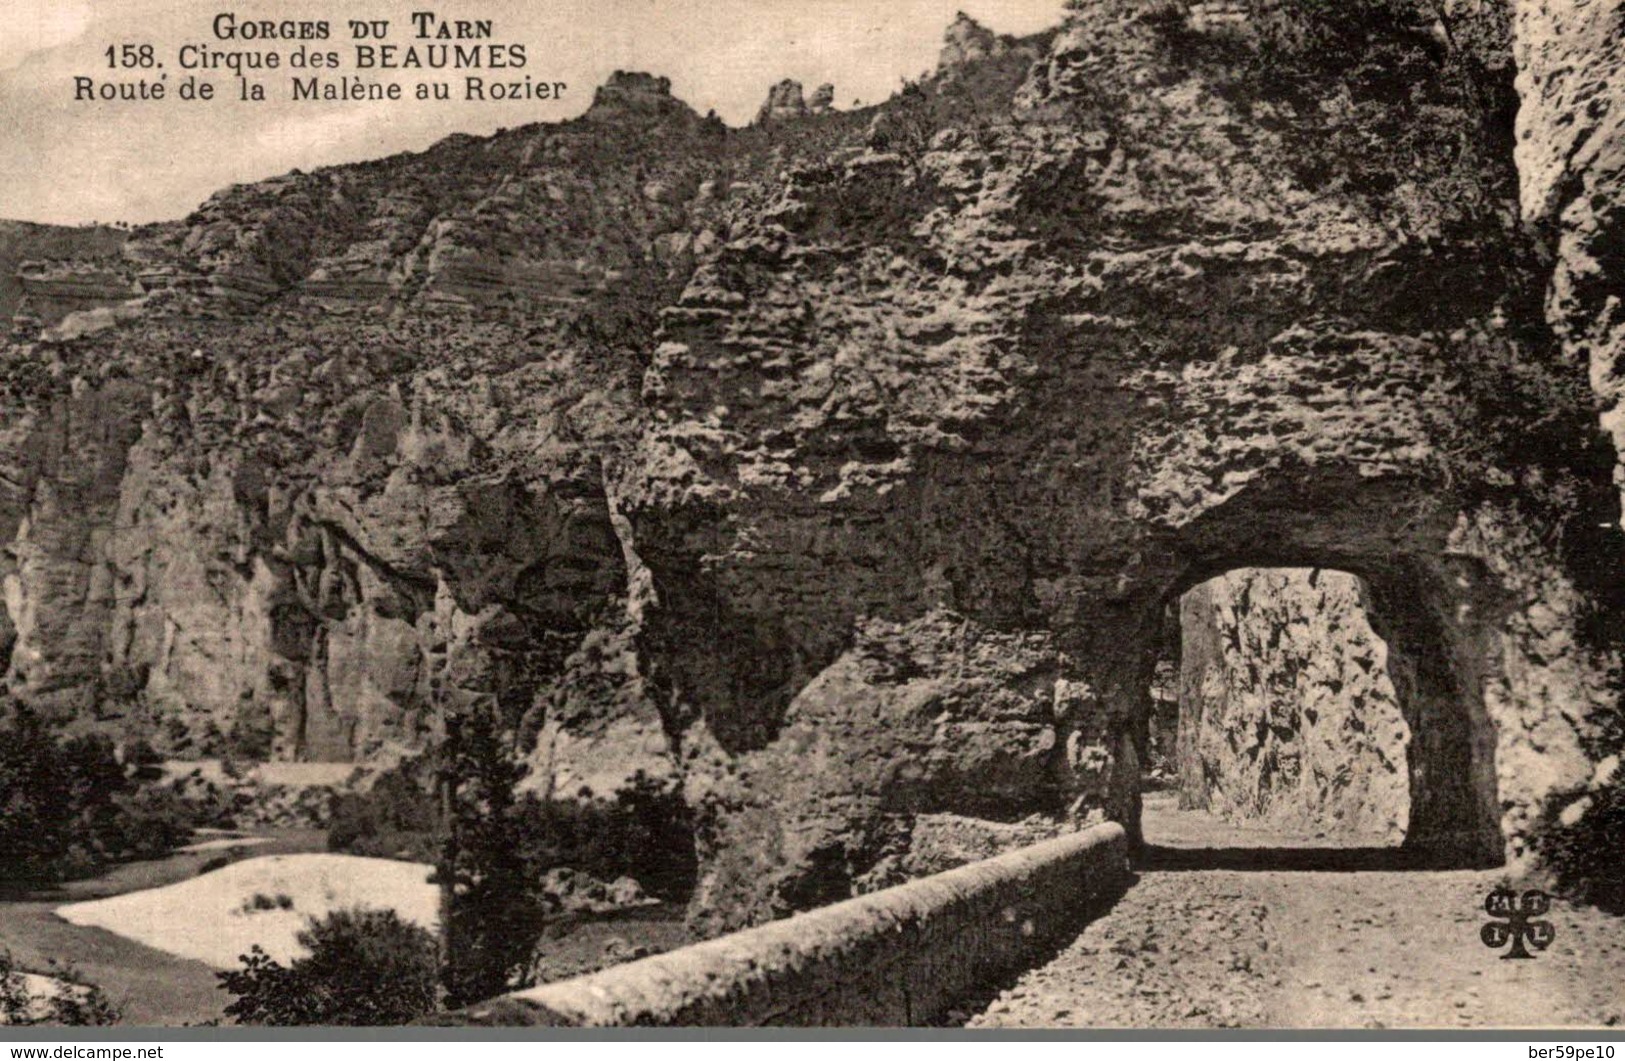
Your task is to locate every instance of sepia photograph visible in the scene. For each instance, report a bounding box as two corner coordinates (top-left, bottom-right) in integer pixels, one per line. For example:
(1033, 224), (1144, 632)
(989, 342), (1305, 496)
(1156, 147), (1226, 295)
(1, 0), (1623, 1037)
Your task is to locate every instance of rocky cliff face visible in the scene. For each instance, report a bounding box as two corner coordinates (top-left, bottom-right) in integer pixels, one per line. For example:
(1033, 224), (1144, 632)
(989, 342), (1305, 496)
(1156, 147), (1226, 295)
(1, 70), (710, 800)
(684, 610), (1092, 935)
(1177, 569), (1410, 843)
(0, 221), (128, 325)
(2, 1), (1622, 930)
(1512, 0), (1625, 507)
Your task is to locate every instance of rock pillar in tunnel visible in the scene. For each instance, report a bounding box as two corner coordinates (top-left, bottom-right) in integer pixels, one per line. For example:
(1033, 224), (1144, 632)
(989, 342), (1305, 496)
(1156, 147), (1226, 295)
(1175, 568), (1411, 844)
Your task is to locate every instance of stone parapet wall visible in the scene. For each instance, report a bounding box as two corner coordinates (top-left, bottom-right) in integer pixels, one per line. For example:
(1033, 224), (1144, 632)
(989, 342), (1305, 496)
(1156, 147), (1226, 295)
(451, 823), (1128, 1027)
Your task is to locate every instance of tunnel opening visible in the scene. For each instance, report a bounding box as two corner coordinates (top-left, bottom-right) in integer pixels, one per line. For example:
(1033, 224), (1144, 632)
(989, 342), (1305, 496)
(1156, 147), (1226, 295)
(1136, 565), (1501, 871)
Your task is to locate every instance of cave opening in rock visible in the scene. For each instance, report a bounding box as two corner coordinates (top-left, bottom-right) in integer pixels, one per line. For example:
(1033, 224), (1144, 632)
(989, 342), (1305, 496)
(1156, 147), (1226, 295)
(1137, 565), (1500, 871)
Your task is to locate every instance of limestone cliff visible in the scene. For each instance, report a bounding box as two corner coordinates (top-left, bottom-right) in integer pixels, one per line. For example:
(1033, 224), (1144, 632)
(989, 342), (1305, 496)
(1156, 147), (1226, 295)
(0, 221), (129, 325)
(2, 2), (1622, 929)
(1177, 569), (1410, 843)
(1512, 0), (1625, 506)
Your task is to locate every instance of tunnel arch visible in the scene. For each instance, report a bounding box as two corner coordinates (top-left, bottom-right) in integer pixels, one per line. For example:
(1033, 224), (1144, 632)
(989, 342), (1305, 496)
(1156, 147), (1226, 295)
(1141, 561), (1504, 866)
(1109, 474), (1514, 867)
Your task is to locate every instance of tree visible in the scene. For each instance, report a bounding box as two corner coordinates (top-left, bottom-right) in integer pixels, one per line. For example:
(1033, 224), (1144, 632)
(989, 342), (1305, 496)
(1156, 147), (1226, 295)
(0, 704), (80, 884)
(435, 706), (547, 1008)
(0, 701), (191, 885)
(218, 909), (439, 1026)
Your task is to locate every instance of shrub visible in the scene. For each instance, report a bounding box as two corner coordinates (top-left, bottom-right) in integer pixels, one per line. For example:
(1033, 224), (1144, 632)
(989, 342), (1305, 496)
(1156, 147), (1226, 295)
(326, 761), (439, 862)
(227, 711), (275, 762)
(218, 909), (439, 1026)
(1537, 762), (1625, 913)
(237, 892), (295, 913)
(327, 758), (697, 900)
(0, 701), (194, 885)
(0, 952), (120, 1026)
(100, 786), (194, 862)
(513, 775), (697, 901)
(40, 968), (120, 1028)
(0, 952), (29, 1024)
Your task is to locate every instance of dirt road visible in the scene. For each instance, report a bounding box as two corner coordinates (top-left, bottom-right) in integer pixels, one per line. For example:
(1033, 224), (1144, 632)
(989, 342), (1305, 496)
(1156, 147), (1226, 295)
(967, 794), (1625, 1029)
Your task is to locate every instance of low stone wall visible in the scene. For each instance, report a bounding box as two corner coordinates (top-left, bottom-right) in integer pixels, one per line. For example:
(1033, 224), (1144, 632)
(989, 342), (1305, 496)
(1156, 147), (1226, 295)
(453, 822), (1129, 1027)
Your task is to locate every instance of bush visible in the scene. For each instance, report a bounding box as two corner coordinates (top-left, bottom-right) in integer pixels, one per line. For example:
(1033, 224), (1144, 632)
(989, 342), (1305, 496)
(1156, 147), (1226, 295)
(218, 909), (439, 1026)
(0, 951), (120, 1026)
(0, 953), (28, 1023)
(513, 775), (697, 901)
(100, 786), (194, 862)
(0, 695), (195, 883)
(1538, 762), (1625, 913)
(40, 971), (121, 1028)
(0, 701), (194, 885)
(326, 759), (697, 901)
(227, 710), (275, 762)
(326, 762), (439, 863)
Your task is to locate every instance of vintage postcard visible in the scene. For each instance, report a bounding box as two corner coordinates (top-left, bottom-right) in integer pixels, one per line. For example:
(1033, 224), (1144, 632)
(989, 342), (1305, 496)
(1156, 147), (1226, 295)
(1, 0), (1623, 1035)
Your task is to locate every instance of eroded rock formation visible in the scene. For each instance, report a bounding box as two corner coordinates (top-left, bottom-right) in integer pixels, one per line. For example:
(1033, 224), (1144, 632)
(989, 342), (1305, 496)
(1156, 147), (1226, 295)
(1513, 0), (1625, 505)
(756, 80), (810, 125)
(0, 220), (128, 325)
(2, 0), (1622, 930)
(684, 611), (1093, 935)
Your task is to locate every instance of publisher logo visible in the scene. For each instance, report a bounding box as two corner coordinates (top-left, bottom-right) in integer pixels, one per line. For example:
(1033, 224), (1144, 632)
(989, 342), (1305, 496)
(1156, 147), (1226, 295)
(1482, 885), (1555, 959)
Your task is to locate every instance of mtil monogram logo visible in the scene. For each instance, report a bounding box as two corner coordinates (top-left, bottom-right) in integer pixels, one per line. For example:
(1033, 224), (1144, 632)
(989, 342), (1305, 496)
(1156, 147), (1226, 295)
(1481, 886), (1556, 959)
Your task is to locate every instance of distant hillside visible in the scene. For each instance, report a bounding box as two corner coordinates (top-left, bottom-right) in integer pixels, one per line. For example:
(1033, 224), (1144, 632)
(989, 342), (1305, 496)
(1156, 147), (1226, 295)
(0, 220), (128, 321)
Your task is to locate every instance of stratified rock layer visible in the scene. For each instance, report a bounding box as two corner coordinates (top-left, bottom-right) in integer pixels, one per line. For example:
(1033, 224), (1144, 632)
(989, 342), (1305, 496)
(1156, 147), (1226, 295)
(0, 221), (128, 325)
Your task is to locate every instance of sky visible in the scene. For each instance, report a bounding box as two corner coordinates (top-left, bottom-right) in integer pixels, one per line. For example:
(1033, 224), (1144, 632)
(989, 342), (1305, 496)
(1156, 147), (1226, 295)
(0, 0), (1067, 226)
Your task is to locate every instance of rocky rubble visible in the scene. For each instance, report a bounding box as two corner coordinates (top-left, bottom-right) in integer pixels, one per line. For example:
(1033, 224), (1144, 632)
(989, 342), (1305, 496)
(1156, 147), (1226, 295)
(539, 867), (656, 914)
